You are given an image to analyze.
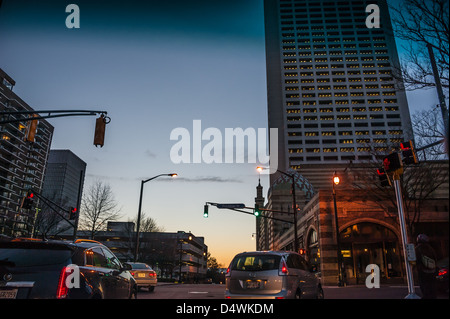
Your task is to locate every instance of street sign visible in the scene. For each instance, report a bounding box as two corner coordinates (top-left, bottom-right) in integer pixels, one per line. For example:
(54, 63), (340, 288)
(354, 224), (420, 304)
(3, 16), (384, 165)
(216, 203), (246, 209)
(406, 243), (416, 262)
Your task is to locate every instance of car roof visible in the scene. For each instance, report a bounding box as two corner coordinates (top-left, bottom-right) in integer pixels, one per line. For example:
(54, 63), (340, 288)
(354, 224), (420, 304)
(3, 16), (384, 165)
(1, 238), (106, 250)
(234, 251), (291, 257)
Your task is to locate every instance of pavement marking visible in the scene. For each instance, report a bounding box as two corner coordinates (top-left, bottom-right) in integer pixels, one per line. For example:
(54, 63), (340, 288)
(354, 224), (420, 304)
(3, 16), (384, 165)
(188, 291), (209, 294)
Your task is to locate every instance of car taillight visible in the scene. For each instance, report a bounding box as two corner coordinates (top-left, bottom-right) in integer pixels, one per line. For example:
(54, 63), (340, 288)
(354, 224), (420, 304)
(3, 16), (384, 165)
(131, 272), (135, 276)
(279, 259), (288, 276)
(438, 268), (448, 276)
(56, 267), (70, 299)
(225, 267), (230, 277)
(149, 272), (156, 277)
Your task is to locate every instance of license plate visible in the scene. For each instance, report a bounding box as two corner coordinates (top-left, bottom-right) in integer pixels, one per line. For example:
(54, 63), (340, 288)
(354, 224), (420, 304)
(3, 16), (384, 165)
(138, 273), (146, 278)
(246, 281), (260, 289)
(0, 289), (18, 299)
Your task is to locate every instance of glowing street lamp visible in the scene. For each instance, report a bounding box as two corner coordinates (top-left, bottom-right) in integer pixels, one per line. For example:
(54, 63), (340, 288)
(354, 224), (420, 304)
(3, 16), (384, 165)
(332, 171), (343, 286)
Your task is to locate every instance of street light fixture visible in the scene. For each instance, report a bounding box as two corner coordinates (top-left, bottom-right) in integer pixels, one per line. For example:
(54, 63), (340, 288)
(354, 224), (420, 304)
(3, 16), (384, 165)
(134, 173), (178, 261)
(256, 166), (299, 252)
(332, 171), (344, 286)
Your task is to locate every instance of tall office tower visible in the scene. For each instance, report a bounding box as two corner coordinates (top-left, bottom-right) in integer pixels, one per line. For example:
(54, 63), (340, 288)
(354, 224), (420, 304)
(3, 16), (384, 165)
(41, 150), (86, 213)
(0, 68), (54, 237)
(41, 150), (86, 235)
(264, 0), (413, 189)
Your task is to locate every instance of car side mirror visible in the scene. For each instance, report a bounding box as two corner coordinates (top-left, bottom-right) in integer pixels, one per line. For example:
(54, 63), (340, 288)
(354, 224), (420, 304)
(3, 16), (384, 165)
(122, 263), (132, 271)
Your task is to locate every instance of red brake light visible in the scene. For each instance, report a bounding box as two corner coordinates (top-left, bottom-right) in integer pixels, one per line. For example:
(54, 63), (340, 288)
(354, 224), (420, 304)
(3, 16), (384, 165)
(438, 268), (448, 276)
(131, 272), (135, 276)
(279, 259), (288, 276)
(225, 267), (231, 277)
(56, 267), (69, 299)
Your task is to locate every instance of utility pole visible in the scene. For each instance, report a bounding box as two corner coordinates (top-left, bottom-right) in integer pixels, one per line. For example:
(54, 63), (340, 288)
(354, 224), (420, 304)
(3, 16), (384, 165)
(392, 172), (420, 299)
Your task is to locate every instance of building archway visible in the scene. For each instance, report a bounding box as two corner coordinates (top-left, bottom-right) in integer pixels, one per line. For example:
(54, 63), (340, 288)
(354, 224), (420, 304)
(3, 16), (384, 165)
(339, 222), (403, 284)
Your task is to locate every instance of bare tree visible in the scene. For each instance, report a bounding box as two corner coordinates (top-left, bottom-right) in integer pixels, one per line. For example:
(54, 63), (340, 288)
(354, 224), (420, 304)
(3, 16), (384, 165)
(389, 0), (449, 91)
(412, 104), (446, 159)
(79, 180), (122, 239)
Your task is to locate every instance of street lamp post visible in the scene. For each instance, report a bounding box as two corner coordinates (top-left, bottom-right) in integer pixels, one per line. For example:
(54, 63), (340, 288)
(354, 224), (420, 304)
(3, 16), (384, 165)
(134, 173), (177, 262)
(332, 172), (344, 286)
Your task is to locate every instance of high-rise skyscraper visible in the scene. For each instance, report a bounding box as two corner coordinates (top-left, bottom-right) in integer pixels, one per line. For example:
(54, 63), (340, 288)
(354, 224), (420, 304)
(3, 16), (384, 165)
(0, 68), (54, 237)
(264, 0), (413, 189)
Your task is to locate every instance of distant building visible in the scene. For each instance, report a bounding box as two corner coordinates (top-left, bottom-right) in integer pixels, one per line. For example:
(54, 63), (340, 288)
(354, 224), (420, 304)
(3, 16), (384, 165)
(42, 150), (86, 210)
(40, 149), (86, 235)
(60, 223), (208, 283)
(0, 68), (54, 237)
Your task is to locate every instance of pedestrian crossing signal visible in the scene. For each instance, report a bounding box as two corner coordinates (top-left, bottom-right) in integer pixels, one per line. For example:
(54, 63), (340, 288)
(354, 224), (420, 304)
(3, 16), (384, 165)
(400, 140), (418, 165)
(377, 167), (391, 187)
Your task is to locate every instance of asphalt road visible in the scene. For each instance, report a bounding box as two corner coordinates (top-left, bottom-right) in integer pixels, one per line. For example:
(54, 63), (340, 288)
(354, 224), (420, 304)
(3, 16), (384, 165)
(137, 283), (448, 299)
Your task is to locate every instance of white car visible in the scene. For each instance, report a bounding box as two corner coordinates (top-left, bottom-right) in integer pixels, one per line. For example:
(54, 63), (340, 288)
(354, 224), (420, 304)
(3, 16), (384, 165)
(225, 251), (323, 299)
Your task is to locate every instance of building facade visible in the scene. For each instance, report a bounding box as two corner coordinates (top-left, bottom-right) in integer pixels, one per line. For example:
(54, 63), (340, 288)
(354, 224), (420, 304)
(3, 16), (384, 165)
(60, 224), (209, 283)
(264, 0), (413, 189)
(40, 149), (86, 234)
(257, 161), (449, 285)
(0, 68), (54, 237)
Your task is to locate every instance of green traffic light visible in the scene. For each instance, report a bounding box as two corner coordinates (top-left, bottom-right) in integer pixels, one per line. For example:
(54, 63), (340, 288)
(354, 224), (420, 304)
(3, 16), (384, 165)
(203, 205), (209, 218)
(254, 204), (261, 217)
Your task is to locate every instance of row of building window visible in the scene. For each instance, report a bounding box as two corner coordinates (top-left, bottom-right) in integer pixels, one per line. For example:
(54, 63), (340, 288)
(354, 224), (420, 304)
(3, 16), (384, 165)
(288, 129), (403, 136)
(285, 106), (399, 114)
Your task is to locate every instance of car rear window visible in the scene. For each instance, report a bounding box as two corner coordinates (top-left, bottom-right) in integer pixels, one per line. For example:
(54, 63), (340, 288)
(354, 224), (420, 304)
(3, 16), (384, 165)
(0, 244), (72, 267)
(130, 263), (151, 270)
(231, 254), (281, 271)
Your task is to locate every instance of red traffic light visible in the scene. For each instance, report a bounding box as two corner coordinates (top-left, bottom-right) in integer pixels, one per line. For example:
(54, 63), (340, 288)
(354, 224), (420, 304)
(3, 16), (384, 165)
(69, 207), (78, 220)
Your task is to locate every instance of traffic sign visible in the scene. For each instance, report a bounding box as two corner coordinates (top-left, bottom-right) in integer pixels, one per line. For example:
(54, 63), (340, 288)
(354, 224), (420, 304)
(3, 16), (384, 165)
(216, 203), (246, 209)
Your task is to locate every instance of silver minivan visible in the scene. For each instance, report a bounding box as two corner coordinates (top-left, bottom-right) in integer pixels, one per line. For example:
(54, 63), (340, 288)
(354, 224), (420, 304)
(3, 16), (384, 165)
(225, 251), (323, 299)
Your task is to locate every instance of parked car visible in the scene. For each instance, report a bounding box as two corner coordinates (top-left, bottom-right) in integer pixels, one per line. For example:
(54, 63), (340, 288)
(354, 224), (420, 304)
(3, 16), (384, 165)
(0, 238), (137, 299)
(436, 257), (449, 294)
(127, 262), (157, 292)
(225, 251), (323, 299)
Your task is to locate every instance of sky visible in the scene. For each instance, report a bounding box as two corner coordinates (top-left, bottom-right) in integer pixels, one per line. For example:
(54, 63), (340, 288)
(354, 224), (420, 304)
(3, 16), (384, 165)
(0, 0), (442, 266)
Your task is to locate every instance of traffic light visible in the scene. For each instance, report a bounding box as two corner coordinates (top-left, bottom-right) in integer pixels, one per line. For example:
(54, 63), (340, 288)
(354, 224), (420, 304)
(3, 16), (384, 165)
(377, 167), (391, 187)
(25, 114), (39, 143)
(383, 152), (403, 174)
(254, 204), (261, 217)
(299, 248), (306, 255)
(203, 205), (209, 218)
(93, 114), (106, 147)
(20, 191), (34, 209)
(69, 207), (77, 220)
(400, 140), (418, 165)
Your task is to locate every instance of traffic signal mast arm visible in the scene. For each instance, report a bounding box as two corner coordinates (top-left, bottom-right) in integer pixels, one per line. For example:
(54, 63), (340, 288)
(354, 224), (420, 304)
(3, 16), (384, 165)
(204, 202), (295, 224)
(0, 110), (109, 125)
(30, 190), (76, 228)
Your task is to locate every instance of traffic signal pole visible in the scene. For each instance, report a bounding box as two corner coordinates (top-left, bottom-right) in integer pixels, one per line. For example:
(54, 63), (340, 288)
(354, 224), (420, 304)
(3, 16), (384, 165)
(391, 173), (420, 299)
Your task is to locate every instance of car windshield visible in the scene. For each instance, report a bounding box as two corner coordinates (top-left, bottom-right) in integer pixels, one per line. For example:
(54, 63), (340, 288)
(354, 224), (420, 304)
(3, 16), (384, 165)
(231, 254), (281, 271)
